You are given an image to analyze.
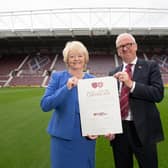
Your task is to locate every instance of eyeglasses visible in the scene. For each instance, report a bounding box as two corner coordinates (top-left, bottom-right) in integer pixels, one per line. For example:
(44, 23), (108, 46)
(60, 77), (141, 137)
(116, 43), (135, 50)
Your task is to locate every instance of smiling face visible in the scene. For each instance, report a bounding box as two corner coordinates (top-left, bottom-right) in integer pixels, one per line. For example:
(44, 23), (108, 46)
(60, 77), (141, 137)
(116, 33), (138, 63)
(67, 48), (86, 70)
(63, 41), (89, 71)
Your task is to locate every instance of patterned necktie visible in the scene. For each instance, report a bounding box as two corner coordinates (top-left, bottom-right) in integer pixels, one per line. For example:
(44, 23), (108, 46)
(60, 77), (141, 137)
(120, 64), (132, 119)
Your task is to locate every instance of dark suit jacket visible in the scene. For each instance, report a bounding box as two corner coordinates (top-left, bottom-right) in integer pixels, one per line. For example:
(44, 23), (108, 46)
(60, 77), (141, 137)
(109, 58), (164, 145)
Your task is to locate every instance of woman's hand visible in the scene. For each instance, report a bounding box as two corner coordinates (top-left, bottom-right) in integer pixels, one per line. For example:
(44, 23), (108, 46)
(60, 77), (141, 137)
(67, 77), (78, 90)
(87, 135), (99, 140)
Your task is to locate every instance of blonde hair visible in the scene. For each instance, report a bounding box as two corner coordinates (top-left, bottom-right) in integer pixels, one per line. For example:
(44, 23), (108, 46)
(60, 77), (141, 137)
(63, 41), (89, 65)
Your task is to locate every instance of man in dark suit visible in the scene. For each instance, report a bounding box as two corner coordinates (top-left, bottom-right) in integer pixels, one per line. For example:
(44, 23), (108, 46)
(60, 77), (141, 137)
(109, 33), (164, 168)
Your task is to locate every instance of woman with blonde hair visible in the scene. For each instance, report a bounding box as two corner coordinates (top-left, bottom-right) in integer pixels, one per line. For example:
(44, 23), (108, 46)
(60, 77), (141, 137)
(40, 41), (97, 168)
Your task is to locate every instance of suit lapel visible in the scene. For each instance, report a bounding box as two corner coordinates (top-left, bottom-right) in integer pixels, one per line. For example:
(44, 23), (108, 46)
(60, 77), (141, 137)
(117, 65), (123, 90)
(133, 59), (144, 80)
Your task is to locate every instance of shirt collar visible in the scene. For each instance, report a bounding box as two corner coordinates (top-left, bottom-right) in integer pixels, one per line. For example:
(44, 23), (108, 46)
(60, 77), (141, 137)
(123, 57), (137, 68)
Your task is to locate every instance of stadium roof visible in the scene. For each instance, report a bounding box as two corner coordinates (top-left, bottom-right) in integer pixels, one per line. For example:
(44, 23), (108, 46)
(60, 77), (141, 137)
(0, 7), (168, 38)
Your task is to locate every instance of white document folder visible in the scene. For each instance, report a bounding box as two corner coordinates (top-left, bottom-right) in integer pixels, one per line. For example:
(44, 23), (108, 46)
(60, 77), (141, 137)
(78, 76), (123, 136)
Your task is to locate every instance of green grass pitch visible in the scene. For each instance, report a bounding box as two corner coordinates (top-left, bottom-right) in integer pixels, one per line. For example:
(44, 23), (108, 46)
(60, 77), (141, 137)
(0, 87), (167, 168)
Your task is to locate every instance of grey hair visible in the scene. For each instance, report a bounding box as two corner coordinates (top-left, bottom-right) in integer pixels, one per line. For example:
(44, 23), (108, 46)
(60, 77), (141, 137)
(116, 33), (136, 47)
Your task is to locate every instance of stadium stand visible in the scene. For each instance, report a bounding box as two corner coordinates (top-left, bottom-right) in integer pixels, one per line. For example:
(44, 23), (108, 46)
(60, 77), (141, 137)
(88, 51), (115, 76)
(54, 55), (66, 71)
(0, 47), (167, 87)
(0, 54), (25, 87)
(8, 53), (57, 87)
(0, 7), (168, 87)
